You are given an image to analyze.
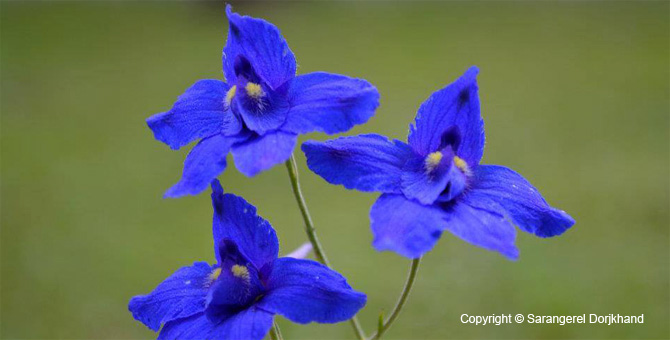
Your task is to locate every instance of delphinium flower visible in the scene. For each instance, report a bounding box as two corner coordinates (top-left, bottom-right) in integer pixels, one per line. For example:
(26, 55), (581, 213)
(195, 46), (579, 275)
(147, 5), (379, 198)
(302, 67), (575, 259)
(128, 180), (366, 339)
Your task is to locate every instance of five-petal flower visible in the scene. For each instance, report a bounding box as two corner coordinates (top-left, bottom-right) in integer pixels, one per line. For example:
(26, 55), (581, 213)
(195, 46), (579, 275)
(302, 67), (575, 260)
(128, 180), (367, 340)
(147, 5), (379, 198)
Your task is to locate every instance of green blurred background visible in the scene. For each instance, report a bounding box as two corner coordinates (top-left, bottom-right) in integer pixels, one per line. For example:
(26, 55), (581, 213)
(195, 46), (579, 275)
(1, 1), (668, 339)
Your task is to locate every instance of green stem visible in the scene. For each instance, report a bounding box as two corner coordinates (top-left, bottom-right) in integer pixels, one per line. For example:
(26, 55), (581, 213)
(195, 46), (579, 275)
(284, 154), (366, 340)
(269, 321), (283, 340)
(284, 154), (330, 266)
(369, 258), (421, 340)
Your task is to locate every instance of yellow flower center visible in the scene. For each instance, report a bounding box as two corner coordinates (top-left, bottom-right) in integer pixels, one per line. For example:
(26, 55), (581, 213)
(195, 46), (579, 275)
(244, 82), (264, 99)
(424, 151), (444, 173)
(225, 85), (237, 108)
(209, 267), (222, 282)
(425, 152), (471, 176)
(231, 264), (250, 282)
(453, 156), (471, 176)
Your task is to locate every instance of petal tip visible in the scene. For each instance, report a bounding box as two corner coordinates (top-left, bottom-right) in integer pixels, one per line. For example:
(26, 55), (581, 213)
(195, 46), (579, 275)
(458, 66), (480, 87)
(225, 3), (234, 18)
(300, 139), (320, 152)
(128, 296), (161, 332)
(535, 209), (576, 238)
(234, 163), (262, 178)
(163, 189), (182, 199)
(372, 237), (424, 259)
(503, 247), (520, 261)
(210, 179), (224, 194)
(146, 112), (180, 150)
(164, 183), (200, 199)
(560, 210), (576, 227)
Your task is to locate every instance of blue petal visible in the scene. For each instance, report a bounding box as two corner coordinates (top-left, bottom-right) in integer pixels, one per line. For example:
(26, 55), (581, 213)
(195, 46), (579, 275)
(147, 80), (241, 150)
(258, 257), (366, 324)
(370, 194), (448, 258)
(302, 134), (414, 193)
(223, 5), (296, 89)
(128, 262), (213, 332)
(443, 196), (519, 260)
(211, 180), (279, 270)
(158, 308), (273, 340)
(164, 134), (238, 198)
(281, 72), (379, 135)
(231, 130), (297, 177)
(400, 146), (462, 205)
(466, 165), (575, 238)
(407, 67), (485, 167)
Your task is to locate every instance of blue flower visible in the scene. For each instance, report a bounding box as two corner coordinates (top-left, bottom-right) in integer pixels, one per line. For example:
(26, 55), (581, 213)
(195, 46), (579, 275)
(147, 5), (379, 198)
(302, 67), (575, 260)
(128, 180), (367, 339)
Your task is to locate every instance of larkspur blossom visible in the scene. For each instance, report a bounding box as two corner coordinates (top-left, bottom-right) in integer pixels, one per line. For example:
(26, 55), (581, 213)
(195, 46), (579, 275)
(147, 5), (379, 198)
(302, 67), (575, 259)
(128, 180), (366, 339)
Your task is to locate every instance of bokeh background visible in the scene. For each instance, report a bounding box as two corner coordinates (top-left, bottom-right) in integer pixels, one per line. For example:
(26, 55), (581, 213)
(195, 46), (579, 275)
(1, 1), (668, 339)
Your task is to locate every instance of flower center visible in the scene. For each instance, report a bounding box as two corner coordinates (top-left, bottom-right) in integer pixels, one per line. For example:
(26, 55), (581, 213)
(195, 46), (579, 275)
(453, 156), (471, 176)
(224, 85), (237, 108)
(244, 82), (264, 100)
(424, 151), (443, 173)
(231, 264), (250, 282)
(208, 267), (222, 283)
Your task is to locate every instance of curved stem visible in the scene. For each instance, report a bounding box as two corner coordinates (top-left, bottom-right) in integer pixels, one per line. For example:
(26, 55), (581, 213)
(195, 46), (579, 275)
(369, 258), (421, 340)
(348, 316), (366, 340)
(269, 321), (283, 340)
(284, 154), (366, 340)
(284, 154), (330, 266)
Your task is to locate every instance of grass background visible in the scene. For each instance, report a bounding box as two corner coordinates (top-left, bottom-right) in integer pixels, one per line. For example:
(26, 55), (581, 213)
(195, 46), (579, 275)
(1, 1), (668, 339)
